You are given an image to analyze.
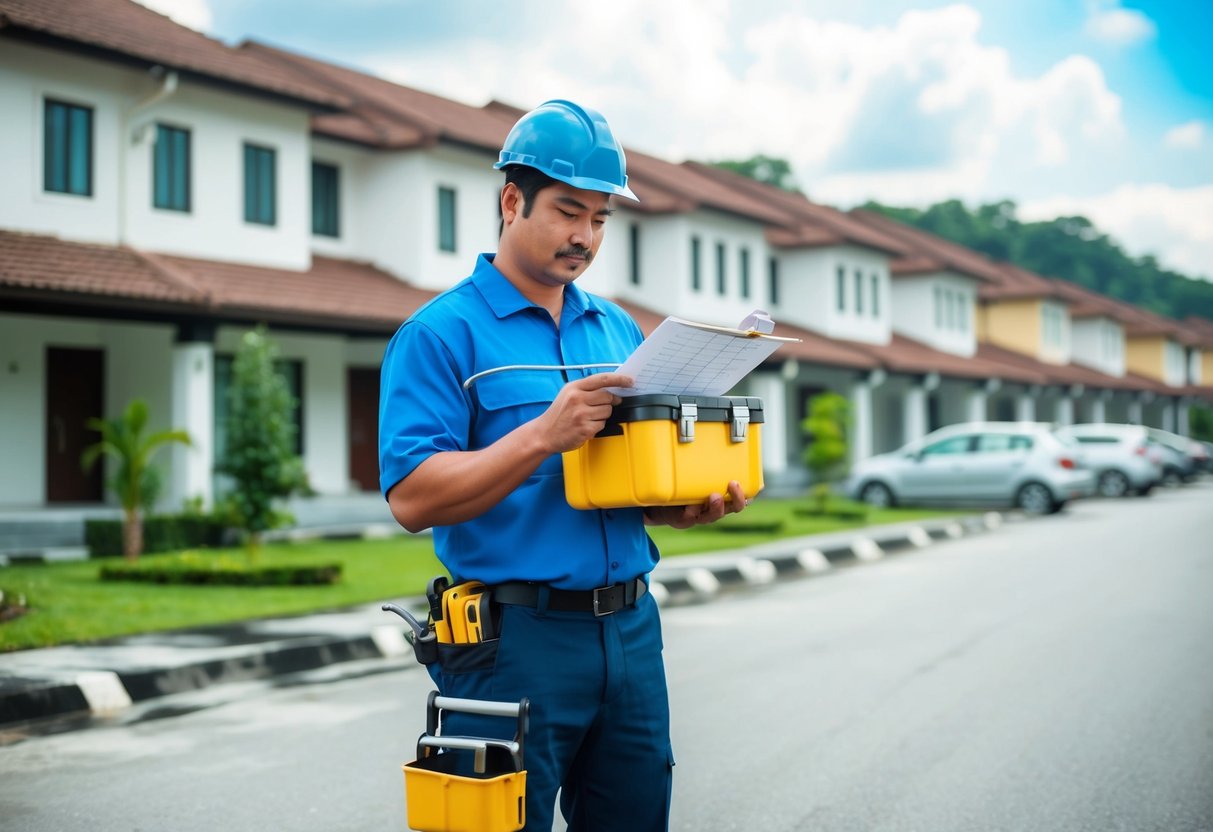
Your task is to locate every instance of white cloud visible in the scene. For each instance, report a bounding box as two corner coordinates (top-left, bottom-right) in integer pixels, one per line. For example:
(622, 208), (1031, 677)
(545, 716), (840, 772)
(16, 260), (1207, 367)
(1019, 184), (1213, 281)
(1164, 121), (1205, 150)
(1083, 3), (1156, 46)
(133, 0), (213, 32)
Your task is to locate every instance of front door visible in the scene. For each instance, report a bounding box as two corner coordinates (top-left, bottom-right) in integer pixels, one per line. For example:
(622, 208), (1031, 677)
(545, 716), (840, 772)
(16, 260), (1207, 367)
(45, 347), (105, 503)
(347, 367), (380, 492)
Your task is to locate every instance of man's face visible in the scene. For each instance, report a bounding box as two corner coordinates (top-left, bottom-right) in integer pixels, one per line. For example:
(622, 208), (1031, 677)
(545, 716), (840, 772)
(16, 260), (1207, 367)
(503, 181), (613, 288)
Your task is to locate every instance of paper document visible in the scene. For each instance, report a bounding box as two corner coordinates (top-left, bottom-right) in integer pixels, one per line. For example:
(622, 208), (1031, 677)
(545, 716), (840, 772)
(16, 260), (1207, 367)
(612, 312), (800, 397)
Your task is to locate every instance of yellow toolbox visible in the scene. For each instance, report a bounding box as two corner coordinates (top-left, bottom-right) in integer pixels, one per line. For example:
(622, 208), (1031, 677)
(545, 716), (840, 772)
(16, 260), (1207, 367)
(403, 693), (529, 832)
(563, 394), (764, 509)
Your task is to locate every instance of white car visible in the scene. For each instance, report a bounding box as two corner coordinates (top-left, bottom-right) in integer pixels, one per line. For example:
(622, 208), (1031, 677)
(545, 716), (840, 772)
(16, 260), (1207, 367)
(847, 422), (1095, 515)
(1055, 423), (1162, 497)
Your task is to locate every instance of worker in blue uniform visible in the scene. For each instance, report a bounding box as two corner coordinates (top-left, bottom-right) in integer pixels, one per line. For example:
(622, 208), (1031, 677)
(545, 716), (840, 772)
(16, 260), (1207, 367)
(379, 99), (749, 831)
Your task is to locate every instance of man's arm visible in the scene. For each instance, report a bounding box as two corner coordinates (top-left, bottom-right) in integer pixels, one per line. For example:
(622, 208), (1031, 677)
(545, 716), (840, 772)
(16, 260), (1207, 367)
(387, 372), (632, 532)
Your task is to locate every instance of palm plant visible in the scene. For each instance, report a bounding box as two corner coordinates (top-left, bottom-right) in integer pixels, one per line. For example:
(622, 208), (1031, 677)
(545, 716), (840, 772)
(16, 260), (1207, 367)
(81, 399), (192, 561)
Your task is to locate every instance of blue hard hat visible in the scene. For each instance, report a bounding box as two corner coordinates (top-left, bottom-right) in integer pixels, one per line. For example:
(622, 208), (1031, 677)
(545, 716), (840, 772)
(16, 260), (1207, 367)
(494, 99), (639, 202)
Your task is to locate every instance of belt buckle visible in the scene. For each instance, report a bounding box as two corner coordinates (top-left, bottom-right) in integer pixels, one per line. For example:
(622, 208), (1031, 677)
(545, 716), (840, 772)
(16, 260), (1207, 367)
(592, 584), (621, 617)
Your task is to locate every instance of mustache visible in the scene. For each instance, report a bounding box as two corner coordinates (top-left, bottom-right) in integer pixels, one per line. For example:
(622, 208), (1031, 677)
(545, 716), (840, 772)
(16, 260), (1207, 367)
(556, 246), (593, 261)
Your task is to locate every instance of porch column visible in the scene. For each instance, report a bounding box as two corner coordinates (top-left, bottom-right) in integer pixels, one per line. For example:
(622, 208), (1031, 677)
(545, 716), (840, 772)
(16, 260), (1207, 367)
(1162, 399), (1177, 434)
(1128, 397), (1144, 425)
(1177, 399), (1191, 437)
(1089, 396), (1106, 424)
(1016, 391), (1036, 422)
(904, 384), (928, 445)
(1055, 397), (1075, 426)
(170, 325), (215, 510)
(966, 387), (988, 423)
(850, 378), (874, 462)
(751, 372), (788, 475)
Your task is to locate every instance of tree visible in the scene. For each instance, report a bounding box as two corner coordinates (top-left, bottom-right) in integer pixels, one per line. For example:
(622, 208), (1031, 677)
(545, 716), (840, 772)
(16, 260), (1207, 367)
(81, 399), (192, 561)
(801, 392), (852, 512)
(216, 326), (308, 558)
(709, 154), (802, 193)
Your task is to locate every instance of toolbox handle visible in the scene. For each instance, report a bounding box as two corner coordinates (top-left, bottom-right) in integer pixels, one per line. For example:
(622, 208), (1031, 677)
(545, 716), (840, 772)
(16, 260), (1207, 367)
(416, 735), (522, 774)
(427, 691), (530, 768)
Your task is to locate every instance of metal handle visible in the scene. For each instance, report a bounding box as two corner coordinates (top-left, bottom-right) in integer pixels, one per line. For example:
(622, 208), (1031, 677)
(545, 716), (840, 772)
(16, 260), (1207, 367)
(417, 735), (521, 774)
(433, 695), (525, 719)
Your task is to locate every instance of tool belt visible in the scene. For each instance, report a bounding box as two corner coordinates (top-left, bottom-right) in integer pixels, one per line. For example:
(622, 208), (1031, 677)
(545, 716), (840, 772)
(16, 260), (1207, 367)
(384, 576), (649, 667)
(492, 578), (647, 616)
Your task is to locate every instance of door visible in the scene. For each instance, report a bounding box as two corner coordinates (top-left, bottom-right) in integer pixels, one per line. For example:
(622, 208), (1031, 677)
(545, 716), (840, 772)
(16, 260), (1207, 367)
(45, 347), (105, 503)
(347, 367), (380, 492)
(965, 432), (1033, 499)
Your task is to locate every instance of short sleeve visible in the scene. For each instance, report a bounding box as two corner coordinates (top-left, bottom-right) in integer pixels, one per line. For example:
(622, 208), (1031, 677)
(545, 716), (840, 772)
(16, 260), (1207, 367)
(378, 320), (471, 498)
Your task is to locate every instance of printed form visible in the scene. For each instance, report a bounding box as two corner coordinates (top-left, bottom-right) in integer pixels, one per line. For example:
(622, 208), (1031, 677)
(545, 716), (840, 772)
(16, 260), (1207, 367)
(612, 314), (800, 397)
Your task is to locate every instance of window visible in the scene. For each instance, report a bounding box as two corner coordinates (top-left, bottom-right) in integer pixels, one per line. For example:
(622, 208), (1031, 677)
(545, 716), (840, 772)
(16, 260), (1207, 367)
(934, 286), (943, 328)
(243, 143), (276, 225)
(958, 291), (968, 332)
(153, 124), (190, 211)
(437, 186), (457, 252)
(629, 223), (641, 285)
(870, 273), (879, 317)
(739, 248), (751, 299)
(921, 435), (972, 456)
(312, 162), (339, 237)
(1042, 304), (1065, 347)
(691, 236), (702, 291)
(854, 269), (864, 315)
(836, 265), (846, 312)
(43, 99), (93, 196)
(943, 289), (955, 330)
(975, 433), (1031, 453)
(768, 257), (780, 306)
(716, 242), (727, 296)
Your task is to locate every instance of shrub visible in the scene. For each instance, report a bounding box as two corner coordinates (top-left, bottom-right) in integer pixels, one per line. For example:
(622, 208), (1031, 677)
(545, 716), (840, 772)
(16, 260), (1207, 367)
(99, 553), (342, 586)
(86, 514), (228, 558)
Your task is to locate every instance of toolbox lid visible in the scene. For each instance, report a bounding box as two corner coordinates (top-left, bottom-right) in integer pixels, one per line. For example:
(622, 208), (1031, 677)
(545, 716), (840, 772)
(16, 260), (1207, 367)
(601, 394), (764, 429)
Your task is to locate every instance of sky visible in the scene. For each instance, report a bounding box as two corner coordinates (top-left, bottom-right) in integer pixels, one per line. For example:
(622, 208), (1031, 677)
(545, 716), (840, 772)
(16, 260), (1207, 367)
(138, 0), (1212, 281)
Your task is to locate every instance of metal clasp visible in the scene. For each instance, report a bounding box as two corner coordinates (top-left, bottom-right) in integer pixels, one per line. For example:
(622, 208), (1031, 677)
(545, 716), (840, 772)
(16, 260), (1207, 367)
(592, 585), (620, 616)
(678, 402), (698, 444)
(730, 403), (750, 443)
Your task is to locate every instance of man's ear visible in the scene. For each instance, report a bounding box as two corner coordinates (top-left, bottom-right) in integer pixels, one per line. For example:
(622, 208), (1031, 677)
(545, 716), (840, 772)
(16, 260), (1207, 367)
(500, 182), (522, 226)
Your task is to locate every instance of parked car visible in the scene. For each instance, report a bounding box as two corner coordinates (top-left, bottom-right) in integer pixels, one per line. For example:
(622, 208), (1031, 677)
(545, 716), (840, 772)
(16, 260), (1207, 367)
(1146, 428), (1203, 484)
(846, 422), (1095, 515)
(1055, 423), (1162, 497)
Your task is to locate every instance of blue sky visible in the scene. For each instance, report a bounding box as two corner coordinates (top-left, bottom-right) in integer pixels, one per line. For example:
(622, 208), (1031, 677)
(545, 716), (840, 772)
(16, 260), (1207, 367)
(143, 0), (1212, 280)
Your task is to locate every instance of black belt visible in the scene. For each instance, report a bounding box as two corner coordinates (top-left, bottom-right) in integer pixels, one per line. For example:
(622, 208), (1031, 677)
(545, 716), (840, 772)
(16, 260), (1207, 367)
(491, 578), (647, 617)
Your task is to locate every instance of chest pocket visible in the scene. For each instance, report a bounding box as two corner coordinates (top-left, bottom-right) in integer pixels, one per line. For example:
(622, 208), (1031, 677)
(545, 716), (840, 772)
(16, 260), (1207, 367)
(472, 370), (565, 467)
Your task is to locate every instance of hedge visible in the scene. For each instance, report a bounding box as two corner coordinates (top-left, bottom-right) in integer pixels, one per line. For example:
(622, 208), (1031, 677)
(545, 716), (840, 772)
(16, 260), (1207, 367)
(99, 556), (342, 587)
(86, 514), (229, 558)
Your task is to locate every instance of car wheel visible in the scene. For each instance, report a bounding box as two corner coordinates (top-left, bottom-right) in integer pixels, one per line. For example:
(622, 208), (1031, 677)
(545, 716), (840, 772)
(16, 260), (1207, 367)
(1016, 481), (1055, 515)
(1097, 470), (1130, 498)
(1162, 468), (1182, 487)
(859, 481), (895, 508)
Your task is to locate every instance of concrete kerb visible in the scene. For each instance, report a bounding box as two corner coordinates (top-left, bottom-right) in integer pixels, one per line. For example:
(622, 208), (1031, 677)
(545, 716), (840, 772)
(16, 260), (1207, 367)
(0, 512), (1009, 730)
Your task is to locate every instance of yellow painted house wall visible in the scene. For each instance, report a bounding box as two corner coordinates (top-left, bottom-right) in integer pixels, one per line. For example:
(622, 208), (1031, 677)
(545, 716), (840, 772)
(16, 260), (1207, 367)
(1125, 335), (1165, 381)
(1199, 350), (1212, 385)
(979, 299), (1041, 357)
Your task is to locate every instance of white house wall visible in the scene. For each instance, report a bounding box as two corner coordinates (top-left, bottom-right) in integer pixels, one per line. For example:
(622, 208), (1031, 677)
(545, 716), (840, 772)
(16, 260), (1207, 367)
(890, 272), (978, 356)
(1, 39), (313, 270)
(777, 245), (891, 345)
(0, 313), (176, 506)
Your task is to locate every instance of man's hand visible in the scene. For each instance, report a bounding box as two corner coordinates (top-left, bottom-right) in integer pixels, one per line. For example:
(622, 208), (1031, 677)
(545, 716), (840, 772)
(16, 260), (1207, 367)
(534, 373), (633, 454)
(644, 480), (750, 529)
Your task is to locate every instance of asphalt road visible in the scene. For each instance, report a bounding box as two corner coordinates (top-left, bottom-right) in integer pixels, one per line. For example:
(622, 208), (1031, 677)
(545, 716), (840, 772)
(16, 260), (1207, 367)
(2, 482), (1211, 832)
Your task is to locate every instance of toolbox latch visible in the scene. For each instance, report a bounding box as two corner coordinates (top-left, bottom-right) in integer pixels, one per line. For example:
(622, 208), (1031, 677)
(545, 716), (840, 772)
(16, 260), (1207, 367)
(678, 402), (698, 444)
(730, 403), (750, 443)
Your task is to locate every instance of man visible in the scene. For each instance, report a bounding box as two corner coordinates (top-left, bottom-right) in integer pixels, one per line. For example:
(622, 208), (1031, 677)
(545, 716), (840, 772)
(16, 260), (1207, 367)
(379, 99), (747, 831)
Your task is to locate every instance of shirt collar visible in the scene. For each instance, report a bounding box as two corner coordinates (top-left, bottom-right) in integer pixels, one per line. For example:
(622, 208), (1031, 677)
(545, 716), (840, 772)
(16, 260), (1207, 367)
(471, 253), (604, 321)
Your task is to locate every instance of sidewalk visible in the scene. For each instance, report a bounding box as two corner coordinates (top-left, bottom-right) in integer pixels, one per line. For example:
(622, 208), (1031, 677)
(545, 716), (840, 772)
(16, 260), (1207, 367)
(0, 512), (1010, 728)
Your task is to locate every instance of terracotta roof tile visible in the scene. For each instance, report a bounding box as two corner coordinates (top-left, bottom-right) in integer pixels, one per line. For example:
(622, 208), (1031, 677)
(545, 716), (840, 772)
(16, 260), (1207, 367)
(0, 0), (348, 108)
(980, 263), (1068, 301)
(847, 209), (1004, 283)
(0, 230), (434, 332)
(845, 334), (1049, 385)
(1048, 279), (1133, 320)
(975, 342), (1148, 391)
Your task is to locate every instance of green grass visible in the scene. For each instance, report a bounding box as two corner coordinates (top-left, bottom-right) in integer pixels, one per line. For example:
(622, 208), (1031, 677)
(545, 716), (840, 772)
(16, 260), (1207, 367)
(0, 500), (960, 651)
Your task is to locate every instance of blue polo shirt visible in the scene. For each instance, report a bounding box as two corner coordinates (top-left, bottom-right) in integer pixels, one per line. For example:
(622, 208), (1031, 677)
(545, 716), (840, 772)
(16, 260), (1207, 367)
(379, 253), (658, 590)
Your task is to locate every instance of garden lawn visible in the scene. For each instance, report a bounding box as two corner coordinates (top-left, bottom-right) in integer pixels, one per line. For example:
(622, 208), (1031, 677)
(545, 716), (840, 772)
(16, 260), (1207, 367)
(1, 500), (960, 651)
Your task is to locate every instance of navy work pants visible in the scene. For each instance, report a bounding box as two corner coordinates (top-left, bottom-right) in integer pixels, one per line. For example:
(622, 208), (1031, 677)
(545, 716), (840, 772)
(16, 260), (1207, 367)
(432, 590), (673, 831)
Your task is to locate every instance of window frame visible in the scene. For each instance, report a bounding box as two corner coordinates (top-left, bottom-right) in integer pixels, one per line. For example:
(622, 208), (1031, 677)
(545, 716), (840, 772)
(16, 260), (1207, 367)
(690, 235), (702, 292)
(715, 241), (727, 296)
(43, 97), (94, 197)
(437, 185), (457, 253)
(311, 160), (340, 238)
(836, 265), (846, 312)
(243, 142), (277, 226)
(153, 122), (191, 213)
(629, 222), (641, 286)
(739, 247), (751, 299)
(768, 257), (780, 307)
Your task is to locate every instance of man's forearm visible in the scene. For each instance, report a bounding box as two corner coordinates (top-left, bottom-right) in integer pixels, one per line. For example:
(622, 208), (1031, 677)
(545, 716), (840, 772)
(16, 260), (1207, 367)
(387, 420), (555, 532)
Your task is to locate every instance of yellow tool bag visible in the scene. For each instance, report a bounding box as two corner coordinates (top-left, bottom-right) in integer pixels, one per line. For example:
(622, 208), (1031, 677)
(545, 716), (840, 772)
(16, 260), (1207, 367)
(403, 692), (530, 832)
(563, 394), (764, 509)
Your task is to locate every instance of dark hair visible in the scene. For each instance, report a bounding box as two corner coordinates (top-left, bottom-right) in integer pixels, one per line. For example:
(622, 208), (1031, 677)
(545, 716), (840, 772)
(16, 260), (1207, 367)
(499, 165), (559, 235)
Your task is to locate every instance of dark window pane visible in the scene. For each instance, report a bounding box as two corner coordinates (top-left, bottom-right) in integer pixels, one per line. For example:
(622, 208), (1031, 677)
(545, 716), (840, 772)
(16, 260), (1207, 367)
(691, 236), (701, 291)
(312, 162), (340, 237)
(44, 100), (91, 196)
(768, 257), (780, 306)
(154, 125), (190, 211)
(739, 248), (750, 299)
(244, 144), (276, 225)
(629, 223), (641, 285)
(438, 186), (456, 252)
(716, 242), (726, 295)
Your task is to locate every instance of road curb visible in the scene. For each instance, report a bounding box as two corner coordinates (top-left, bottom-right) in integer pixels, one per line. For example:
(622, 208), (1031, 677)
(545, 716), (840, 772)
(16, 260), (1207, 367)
(0, 512), (1008, 729)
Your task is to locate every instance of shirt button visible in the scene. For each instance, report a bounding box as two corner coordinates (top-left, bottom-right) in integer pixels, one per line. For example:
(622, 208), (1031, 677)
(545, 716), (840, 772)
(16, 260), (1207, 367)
(611, 561), (619, 570)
